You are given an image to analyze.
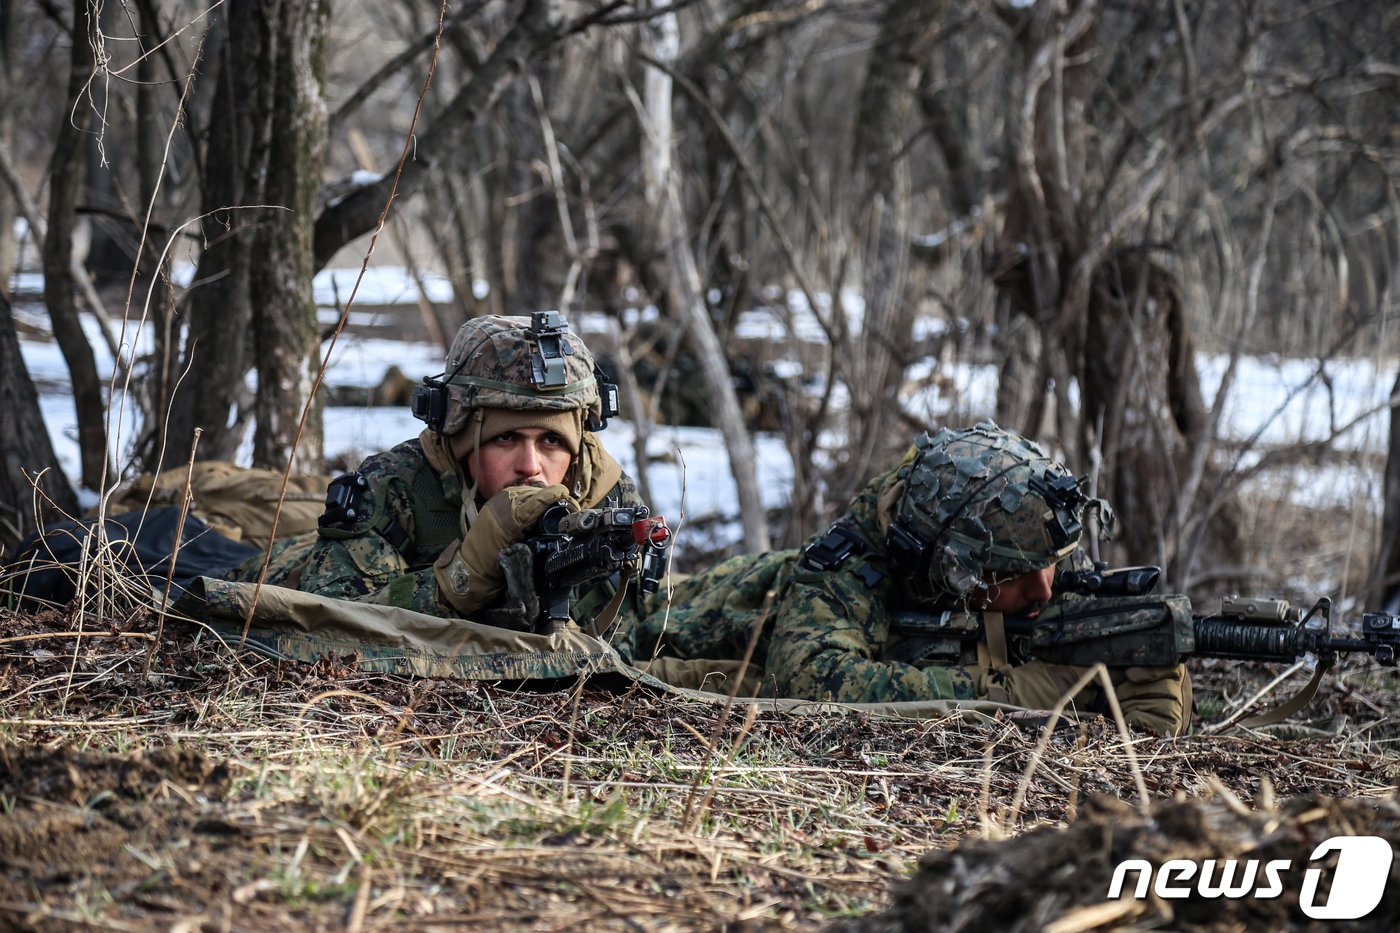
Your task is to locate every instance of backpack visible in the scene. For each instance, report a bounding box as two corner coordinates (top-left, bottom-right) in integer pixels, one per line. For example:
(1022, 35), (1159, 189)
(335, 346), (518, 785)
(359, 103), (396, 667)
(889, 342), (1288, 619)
(104, 462), (331, 549)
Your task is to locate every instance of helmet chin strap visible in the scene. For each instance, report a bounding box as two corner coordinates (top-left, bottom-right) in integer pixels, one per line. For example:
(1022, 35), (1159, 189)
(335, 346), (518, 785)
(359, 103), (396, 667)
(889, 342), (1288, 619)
(459, 413), (484, 530)
(566, 410), (585, 499)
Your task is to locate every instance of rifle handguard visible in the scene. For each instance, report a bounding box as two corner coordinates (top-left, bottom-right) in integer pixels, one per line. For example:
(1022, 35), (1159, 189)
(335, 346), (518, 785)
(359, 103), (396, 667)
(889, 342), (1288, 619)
(1021, 595), (1195, 667)
(892, 572), (1400, 726)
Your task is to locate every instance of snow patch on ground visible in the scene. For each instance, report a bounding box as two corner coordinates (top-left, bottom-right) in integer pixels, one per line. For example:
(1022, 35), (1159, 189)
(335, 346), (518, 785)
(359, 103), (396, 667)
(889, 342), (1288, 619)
(14, 283), (1395, 552)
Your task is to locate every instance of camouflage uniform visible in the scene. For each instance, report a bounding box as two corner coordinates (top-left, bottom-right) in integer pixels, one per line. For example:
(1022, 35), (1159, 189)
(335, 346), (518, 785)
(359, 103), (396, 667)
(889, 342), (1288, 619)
(637, 454), (978, 700)
(637, 423), (1192, 734)
(231, 314), (650, 638)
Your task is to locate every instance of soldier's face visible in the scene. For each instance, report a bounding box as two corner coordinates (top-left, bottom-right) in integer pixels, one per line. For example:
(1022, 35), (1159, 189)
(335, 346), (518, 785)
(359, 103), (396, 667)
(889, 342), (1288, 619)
(978, 565), (1055, 616)
(469, 426), (573, 499)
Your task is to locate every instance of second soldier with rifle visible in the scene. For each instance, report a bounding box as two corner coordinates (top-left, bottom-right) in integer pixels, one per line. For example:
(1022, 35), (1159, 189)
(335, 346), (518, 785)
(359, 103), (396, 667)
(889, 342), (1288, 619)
(636, 421), (1399, 734)
(634, 422), (1194, 734)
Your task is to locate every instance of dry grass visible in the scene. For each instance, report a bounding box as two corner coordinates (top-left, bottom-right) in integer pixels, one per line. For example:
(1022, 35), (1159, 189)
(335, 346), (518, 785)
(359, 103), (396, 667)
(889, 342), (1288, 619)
(1, 581), (1397, 931)
(2, 535), (1398, 931)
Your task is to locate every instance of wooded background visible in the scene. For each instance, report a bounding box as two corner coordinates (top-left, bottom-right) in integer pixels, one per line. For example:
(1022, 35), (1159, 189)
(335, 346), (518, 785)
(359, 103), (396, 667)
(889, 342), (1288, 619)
(1, 0), (1397, 607)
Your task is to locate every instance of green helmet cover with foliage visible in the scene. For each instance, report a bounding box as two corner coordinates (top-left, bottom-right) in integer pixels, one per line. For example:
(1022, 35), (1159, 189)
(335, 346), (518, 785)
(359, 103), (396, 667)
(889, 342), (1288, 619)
(437, 314), (603, 436)
(888, 421), (1113, 600)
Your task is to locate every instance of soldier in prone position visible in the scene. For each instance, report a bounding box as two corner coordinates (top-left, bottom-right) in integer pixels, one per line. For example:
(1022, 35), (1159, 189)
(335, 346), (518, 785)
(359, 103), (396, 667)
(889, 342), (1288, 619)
(229, 313), (651, 637)
(634, 422), (1191, 735)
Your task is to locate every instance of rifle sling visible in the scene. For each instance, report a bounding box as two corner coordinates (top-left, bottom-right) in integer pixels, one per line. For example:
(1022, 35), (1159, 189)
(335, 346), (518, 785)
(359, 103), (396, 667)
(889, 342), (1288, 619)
(1223, 657), (1333, 730)
(980, 611), (1012, 704)
(586, 574), (630, 640)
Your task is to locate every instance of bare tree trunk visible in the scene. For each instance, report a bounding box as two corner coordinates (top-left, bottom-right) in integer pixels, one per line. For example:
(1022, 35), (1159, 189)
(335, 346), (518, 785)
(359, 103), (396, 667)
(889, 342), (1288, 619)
(251, 0), (328, 471)
(503, 68), (558, 315)
(132, 4), (180, 473)
(427, 162), (478, 329)
(602, 318), (654, 510)
(43, 0), (108, 492)
(1081, 251), (1210, 567)
(640, 4), (769, 552)
(0, 2), (17, 302)
(834, 0), (946, 505)
(0, 292), (79, 553)
(994, 299), (1044, 435)
(79, 0), (134, 291)
(479, 120), (512, 317)
(164, 2), (269, 464)
(1370, 372), (1400, 611)
(987, 0), (1223, 574)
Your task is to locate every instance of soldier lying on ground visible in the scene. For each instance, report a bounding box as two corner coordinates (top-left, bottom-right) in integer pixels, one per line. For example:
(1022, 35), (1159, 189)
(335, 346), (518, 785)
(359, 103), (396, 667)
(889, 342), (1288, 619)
(632, 422), (1192, 735)
(230, 312), (651, 636)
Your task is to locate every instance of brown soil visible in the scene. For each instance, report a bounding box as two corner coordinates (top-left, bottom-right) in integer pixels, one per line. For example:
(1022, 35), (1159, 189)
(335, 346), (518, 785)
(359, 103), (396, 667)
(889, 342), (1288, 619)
(0, 598), (1396, 930)
(0, 745), (238, 931)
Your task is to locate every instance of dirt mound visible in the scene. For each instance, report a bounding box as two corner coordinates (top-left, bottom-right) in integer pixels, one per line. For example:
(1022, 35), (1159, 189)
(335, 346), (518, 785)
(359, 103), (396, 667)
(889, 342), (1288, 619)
(840, 792), (1400, 932)
(0, 745), (233, 931)
(0, 744), (225, 807)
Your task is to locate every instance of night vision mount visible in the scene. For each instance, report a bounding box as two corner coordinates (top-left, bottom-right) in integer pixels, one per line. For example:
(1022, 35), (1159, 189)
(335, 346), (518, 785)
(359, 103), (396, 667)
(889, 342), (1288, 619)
(530, 311), (570, 388)
(1027, 472), (1086, 549)
(409, 311), (621, 434)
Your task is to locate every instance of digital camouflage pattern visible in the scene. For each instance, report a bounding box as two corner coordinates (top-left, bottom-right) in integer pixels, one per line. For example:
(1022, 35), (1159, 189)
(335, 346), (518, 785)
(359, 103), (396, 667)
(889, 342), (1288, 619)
(762, 457), (982, 702)
(438, 314), (604, 436)
(229, 431), (649, 637)
(635, 458), (981, 702)
(636, 425), (1191, 733)
(1023, 594), (1196, 667)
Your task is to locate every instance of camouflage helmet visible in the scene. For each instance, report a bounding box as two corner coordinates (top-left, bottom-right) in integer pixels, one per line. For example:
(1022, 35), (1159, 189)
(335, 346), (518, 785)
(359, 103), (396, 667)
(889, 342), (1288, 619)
(886, 421), (1112, 600)
(412, 312), (613, 437)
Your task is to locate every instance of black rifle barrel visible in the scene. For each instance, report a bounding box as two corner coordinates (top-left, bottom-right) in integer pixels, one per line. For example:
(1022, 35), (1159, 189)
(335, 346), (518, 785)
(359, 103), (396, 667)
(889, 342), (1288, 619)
(1192, 620), (1398, 665)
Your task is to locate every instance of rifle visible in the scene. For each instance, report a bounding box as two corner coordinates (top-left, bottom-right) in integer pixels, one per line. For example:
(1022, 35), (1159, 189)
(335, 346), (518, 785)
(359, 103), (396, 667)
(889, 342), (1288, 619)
(891, 564), (1399, 725)
(527, 502), (671, 631)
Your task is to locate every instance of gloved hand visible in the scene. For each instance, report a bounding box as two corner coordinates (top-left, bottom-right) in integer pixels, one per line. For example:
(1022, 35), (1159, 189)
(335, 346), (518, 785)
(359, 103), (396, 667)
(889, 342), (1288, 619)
(1111, 664), (1193, 736)
(977, 661), (1193, 736)
(434, 484), (577, 617)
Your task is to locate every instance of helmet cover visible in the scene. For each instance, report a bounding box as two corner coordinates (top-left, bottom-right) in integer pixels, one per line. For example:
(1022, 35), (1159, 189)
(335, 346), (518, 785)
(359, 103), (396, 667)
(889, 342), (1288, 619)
(890, 421), (1108, 599)
(437, 313), (602, 436)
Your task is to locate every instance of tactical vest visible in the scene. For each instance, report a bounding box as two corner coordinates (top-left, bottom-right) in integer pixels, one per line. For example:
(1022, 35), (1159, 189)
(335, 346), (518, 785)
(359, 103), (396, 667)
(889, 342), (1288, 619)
(400, 454), (464, 561)
(795, 521), (979, 669)
(294, 439), (639, 632)
(317, 441), (463, 563)
(389, 448), (641, 633)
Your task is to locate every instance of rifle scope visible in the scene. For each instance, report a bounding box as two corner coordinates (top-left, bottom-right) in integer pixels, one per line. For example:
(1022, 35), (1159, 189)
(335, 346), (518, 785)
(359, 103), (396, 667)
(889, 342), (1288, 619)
(1057, 563), (1161, 597)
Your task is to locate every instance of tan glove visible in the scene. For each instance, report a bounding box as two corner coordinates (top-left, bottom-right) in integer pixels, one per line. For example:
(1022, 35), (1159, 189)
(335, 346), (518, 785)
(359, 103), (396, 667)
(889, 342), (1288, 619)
(1111, 664), (1193, 736)
(434, 484), (577, 617)
(977, 659), (1085, 711)
(977, 661), (1193, 736)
